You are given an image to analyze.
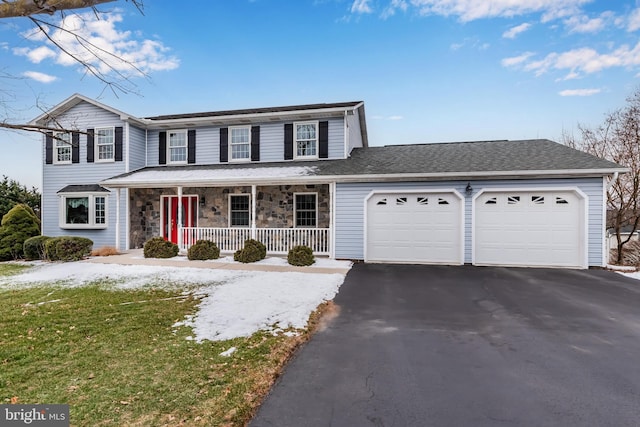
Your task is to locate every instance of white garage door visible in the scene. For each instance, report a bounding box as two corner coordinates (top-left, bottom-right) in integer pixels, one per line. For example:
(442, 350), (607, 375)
(474, 190), (585, 268)
(366, 192), (463, 264)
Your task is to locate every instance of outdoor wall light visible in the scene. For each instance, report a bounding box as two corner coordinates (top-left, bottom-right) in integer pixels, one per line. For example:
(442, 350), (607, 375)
(199, 196), (206, 207)
(465, 182), (473, 195)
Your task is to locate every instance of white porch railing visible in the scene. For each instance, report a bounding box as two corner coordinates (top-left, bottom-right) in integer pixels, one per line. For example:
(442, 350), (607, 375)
(180, 227), (331, 255)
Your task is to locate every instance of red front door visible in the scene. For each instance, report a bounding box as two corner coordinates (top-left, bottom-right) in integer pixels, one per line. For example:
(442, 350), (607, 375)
(162, 195), (198, 244)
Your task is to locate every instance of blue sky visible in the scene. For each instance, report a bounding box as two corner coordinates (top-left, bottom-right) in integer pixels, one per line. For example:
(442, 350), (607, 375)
(1, 0), (640, 189)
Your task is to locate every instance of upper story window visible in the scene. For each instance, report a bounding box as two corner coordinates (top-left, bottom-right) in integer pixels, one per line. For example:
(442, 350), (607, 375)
(59, 193), (108, 229)
(169, 130), (187, 164)
(230, 126), (251, 161)
(54, 132), (72, 164)
(295, 122), (318, 159)
(95, 127), (114, 162)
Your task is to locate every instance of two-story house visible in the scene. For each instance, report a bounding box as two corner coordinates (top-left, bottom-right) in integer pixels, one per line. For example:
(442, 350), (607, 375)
(31, 94), (625, 269)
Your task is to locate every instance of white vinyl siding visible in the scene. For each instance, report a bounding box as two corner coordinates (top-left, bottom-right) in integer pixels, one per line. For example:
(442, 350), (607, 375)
(42, 101), (127, 249)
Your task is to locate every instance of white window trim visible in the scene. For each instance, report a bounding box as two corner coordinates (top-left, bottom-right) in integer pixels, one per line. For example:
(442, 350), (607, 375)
(228, 193), (251, 228)
(294, 192), (318, 228)
(53, 132), (72, 165)
(167, 129), (188, 165)
(293, 121), (319, 160)
(229, 126), (251, 163)
(58, 192), (109, 229)
(95, 126), (115, 163)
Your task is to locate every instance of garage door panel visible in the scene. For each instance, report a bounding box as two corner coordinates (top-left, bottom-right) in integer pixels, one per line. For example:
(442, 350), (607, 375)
(475, 190), (583, 268)
(367, 192), (462, 264)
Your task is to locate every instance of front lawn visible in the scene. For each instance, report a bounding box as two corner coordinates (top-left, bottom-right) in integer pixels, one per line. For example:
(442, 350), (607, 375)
(0, 266), (316, 426)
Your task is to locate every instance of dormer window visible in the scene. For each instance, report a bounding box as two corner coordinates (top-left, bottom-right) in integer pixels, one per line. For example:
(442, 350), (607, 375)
(294, 121), (318, 159)
(168, 130), (187, 164)
(230, 126), (251, 161)
(54, 132), (72, 164)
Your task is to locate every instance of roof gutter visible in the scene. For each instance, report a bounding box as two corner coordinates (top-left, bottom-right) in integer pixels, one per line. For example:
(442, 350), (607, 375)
(100, 167), (629, 189)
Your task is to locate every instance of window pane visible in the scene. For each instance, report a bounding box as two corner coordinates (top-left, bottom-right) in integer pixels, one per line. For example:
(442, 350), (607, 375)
(170, 147), (187, 162)
(55, 133), (71, 162)
(295, 123), (317, 157)
(169, 132), (186, 147)
(230, 195), (250, 227)
(296, 124), (316, 140)
(95, 197), (106, 224)
(231, 128), (249, 143)
(295, 194), (317, 227)
(66, 197), (89, 224)
(231, 144), (250, 159)
(96, 128), (114, 160)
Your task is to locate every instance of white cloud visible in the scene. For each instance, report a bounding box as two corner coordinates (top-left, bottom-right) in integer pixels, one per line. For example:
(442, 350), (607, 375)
(503, 42), (640, 78)
(13, 10), (179, 78)
(22, 71), (57, 83)
(351, 0), (373, 14)
(628, 8), (640, 32)
(503, 22), (532, 39)
(564, 12), (612, 34)
(382, 0), (408, 18)
(402, 0), (590, 22)
(558, 88), (601, 96)
(501, 52), (535, 67)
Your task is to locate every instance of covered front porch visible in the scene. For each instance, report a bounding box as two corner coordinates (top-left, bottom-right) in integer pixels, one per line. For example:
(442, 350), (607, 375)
(126, 183), (335, 257)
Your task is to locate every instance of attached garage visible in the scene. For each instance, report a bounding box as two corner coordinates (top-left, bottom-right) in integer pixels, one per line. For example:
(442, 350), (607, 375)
(365, 190), (464, 264)
(473, 189), (586, 268)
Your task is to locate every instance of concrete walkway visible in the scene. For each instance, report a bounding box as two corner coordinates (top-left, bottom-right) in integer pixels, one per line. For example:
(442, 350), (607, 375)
(84, 249), (352, 275)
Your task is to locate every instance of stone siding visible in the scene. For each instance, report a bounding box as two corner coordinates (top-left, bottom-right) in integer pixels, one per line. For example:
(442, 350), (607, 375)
(129, 185), (330, 248)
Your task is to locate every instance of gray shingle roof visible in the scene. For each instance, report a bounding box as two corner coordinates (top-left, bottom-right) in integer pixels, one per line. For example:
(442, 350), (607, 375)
(57, 184), (110, 193)
(102, 139), (624, 187)
(145, 101), (363, 121)
(317, 139), (623, 176)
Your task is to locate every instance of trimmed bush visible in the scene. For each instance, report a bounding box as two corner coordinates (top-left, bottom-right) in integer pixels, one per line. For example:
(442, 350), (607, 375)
(233, 239), (267, 264)
(244, 239), (266, 260)
(0, 204), (41, 261)
(44, 236), (93, 261)
(287, 245), (315, 266)
(143, 237), (179, 259)
(23, 235), (51, 260)
(187, 240), (220, 261)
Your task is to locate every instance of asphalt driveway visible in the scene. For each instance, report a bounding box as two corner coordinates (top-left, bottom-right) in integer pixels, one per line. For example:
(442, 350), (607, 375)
(251, 264), (640, 427)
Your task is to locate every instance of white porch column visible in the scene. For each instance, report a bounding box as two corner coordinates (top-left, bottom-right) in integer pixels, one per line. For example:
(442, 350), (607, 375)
(115, 188), (121, 251)
(177, 186), (183, 250)
(330, 182), (336, 259)
(251, 184), (257, 240)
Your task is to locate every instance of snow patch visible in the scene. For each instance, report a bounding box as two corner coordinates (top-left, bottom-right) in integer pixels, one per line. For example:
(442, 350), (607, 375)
(220, 347), (237, 357)
(1, 260), (349, 342)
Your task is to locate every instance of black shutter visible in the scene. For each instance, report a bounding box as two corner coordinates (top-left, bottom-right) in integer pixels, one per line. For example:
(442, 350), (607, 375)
(187, 130), (196, 164)
(284, 123), (293, 160)
(86, 128), (95, 163)
(220, 128), (228, 163)
(71, 132), (80, 163)
(115, 127), (123, 162)
(319, 121), (329, 159)
(159, 131), (167, 165)
(251, 126), (260, 162)
(45, 133), (53, 164)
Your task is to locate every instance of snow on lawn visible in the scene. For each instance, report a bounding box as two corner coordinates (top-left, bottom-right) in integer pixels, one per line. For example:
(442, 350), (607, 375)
(0, 261), (348, 342)
(130, 253), (353, 269)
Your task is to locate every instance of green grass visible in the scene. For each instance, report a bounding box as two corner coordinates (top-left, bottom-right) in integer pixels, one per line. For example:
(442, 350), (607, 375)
(0, 266), (309, 426)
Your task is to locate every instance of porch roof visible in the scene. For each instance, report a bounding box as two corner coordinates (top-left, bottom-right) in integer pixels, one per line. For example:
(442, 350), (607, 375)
(101, 139), (626, 188)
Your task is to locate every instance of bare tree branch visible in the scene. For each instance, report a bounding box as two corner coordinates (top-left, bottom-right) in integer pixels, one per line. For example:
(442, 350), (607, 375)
(0, 0), (115, 18)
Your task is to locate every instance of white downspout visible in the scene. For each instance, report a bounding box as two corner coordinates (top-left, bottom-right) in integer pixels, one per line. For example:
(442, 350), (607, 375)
(344, 110), (348, 159)
(331, 182), (337, 259)
(606, 172), (619, 190)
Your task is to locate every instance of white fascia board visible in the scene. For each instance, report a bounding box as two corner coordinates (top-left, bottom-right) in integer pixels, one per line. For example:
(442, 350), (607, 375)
(29, 93), (142, 127)
(141, 105), (358, 128)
